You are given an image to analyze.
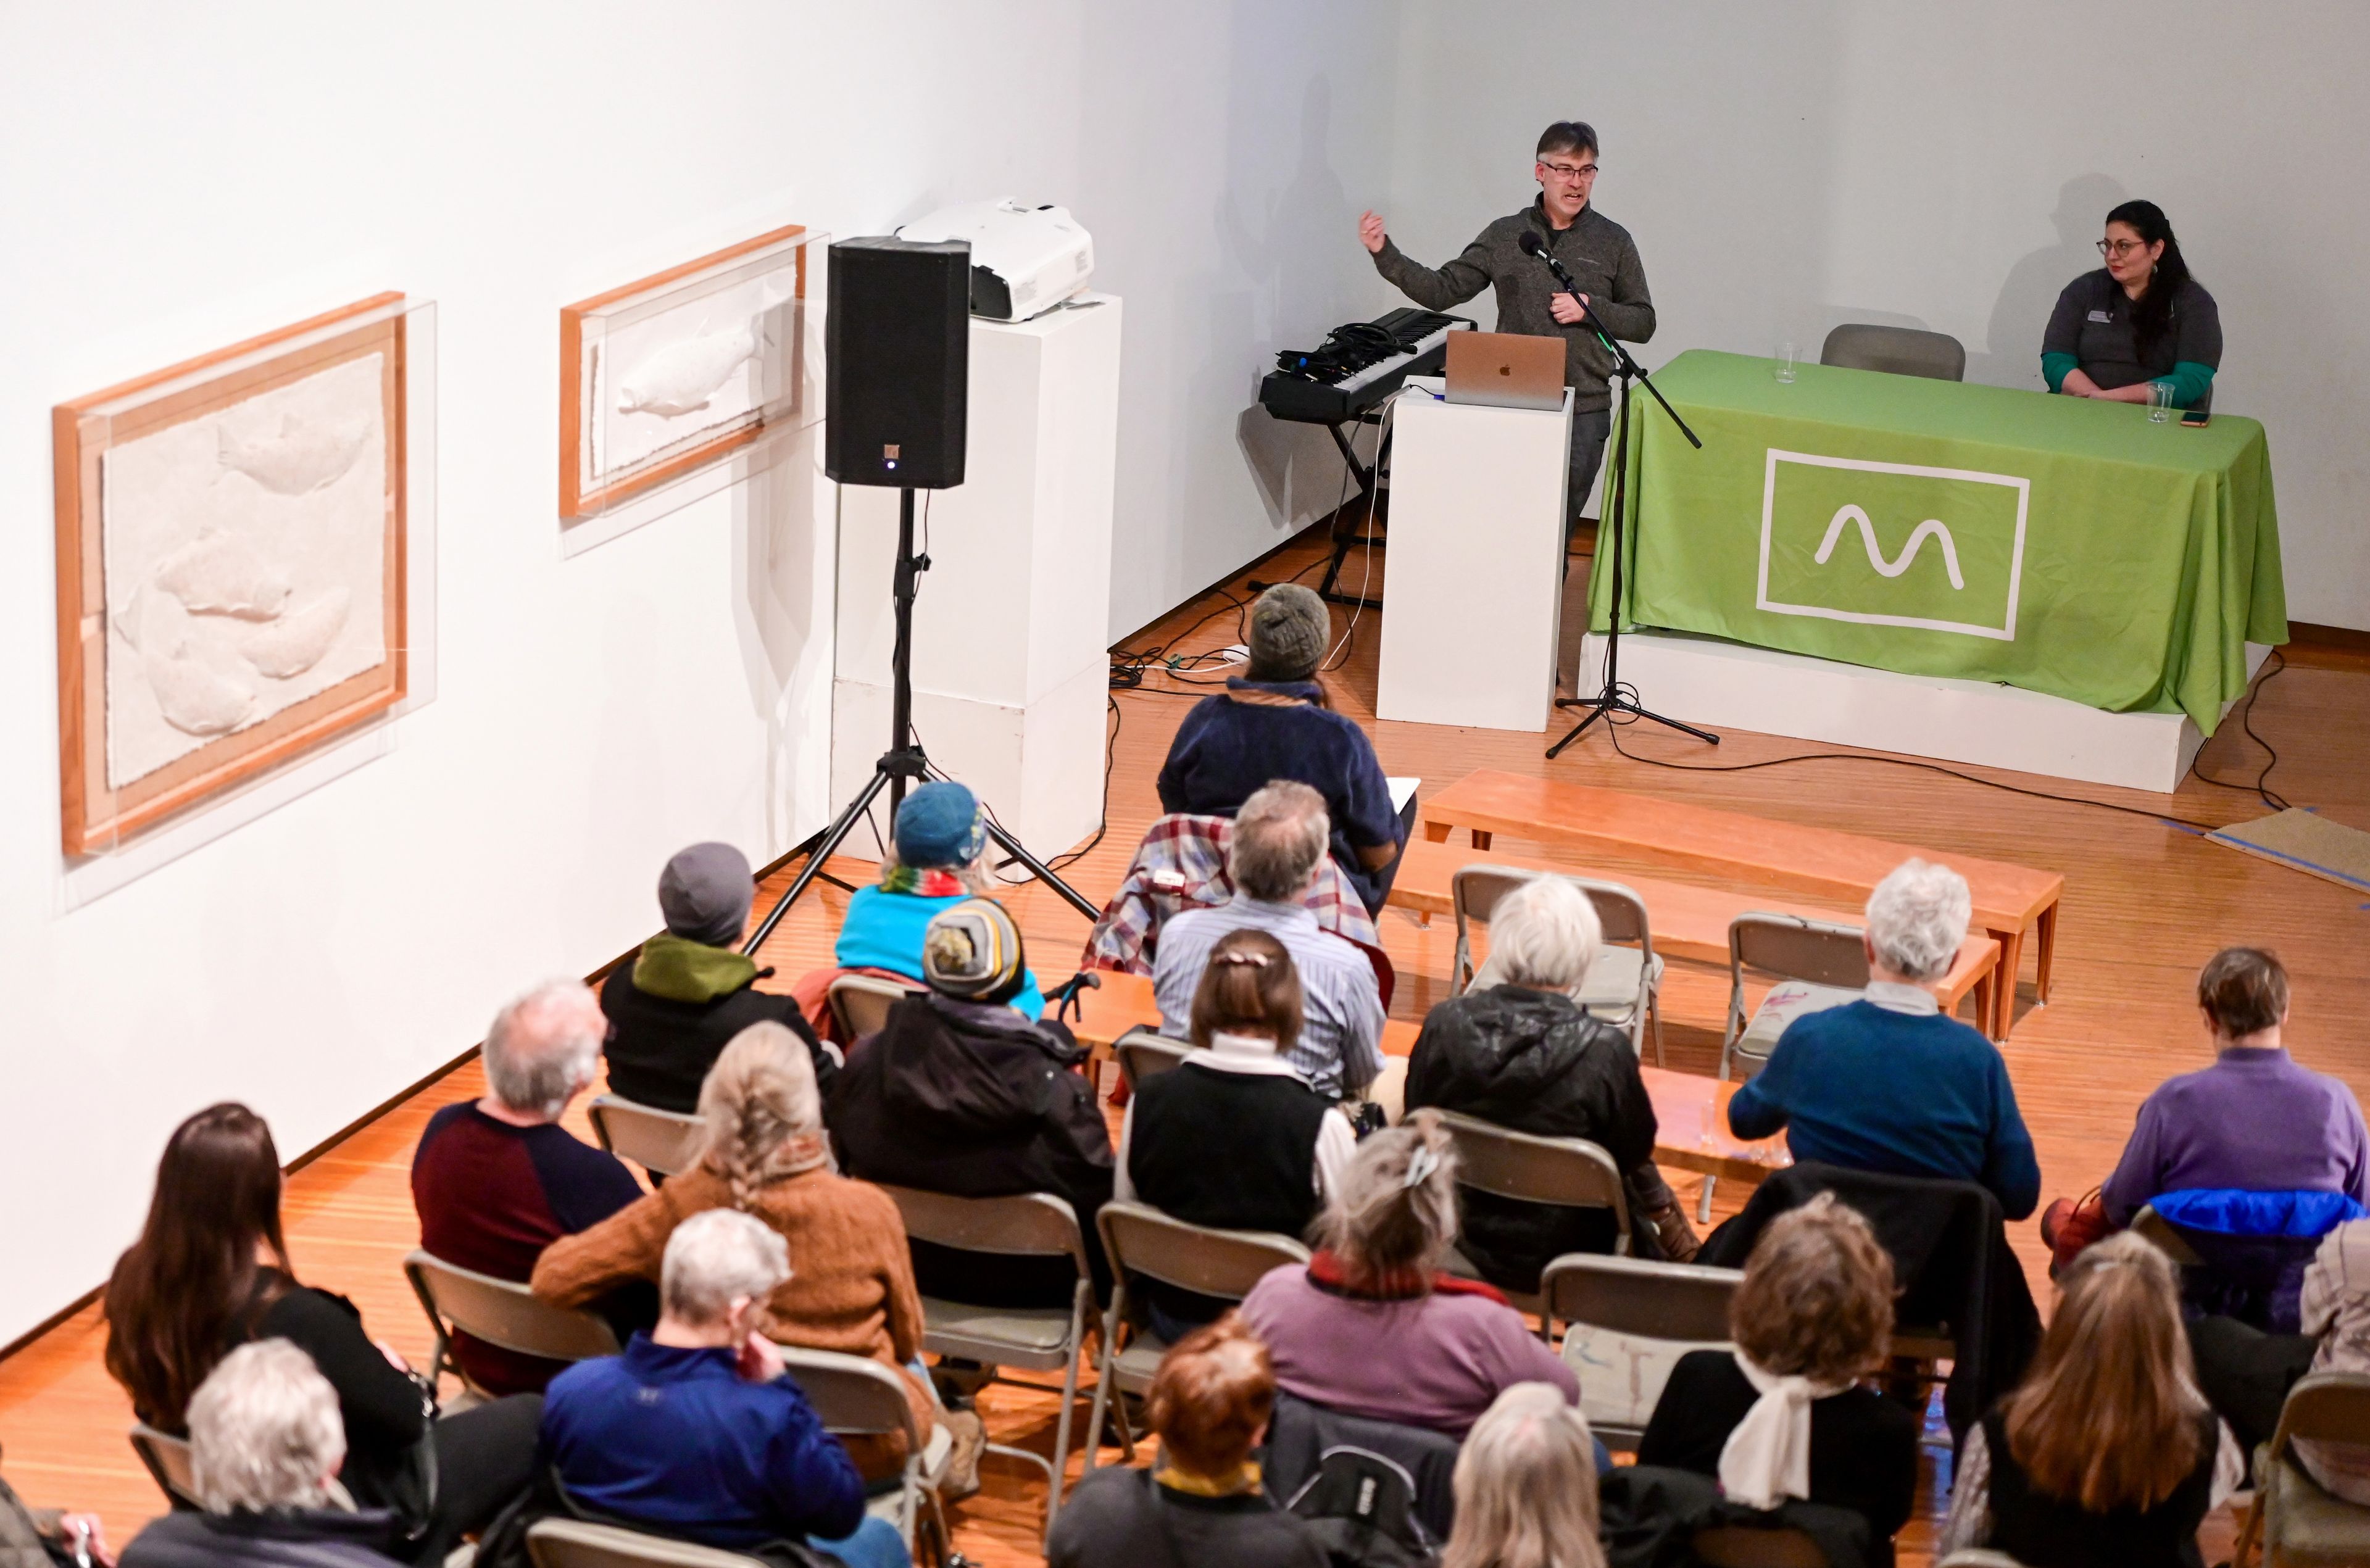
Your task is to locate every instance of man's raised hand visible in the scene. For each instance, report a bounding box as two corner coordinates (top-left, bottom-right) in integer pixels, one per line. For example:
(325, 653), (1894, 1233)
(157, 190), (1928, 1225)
(1358, 210), (1386, 255)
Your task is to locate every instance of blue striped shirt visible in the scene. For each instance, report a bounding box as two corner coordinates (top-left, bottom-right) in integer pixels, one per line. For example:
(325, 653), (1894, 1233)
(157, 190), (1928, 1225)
(1152, 896), (1385, 1100)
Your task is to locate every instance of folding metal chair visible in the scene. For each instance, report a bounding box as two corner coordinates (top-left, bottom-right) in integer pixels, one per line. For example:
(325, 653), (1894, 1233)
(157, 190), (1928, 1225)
(875, 1185), (1094, 1540)
(1722, 913), (1870, 1083)
(525, 1519), (770, 1568)
(1543, 1251), (1743, 1446)
(585, 1095), (705, 1179)
(128, 1422), (200, 1509)
(828, 973), (922, 1043)
(1450, 866), (1663, 1062)
(1086, 1200), (1312, 1463)
(404, 1248), (620, 1401)
(2237, 1369), (2370, 1567)
(773, 1344), (950, 1556)
(1113, 1027), (1193, 1094)
(1432, 1109), (1629, 1320)
(1818, 323), (1967, 381)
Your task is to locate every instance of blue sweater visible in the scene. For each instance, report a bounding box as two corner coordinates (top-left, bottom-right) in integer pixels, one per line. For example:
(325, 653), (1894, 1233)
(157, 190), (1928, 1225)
(1727, 998), (2042, 1219)
(833, 884), (1044, 1020)
(541, 1335), (863, 1549)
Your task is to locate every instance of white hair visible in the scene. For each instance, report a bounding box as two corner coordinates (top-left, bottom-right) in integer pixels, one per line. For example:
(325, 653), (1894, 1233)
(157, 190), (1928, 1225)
(1444, 1382), (1607, 1568)
(484, 979), (604, 1119)
(661, 1207), (791, 1325)
(1863, 859), (1971, 982)
(188, 1340), (345, 1514)
(1473, 876), (1603, 996)
(1229, 781), (1330, 902)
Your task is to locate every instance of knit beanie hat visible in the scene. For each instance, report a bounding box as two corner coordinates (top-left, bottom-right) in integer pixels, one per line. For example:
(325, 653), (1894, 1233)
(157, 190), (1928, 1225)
(1246, 583), (1329, 682)
(657, 842), (755, 948)
(921, 897), (1028, 1004)
(894, 781), (990, 869)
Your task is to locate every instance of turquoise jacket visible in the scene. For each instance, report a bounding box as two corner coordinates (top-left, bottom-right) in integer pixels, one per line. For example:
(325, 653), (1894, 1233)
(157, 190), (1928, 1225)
(833, 885), (1045, 1021)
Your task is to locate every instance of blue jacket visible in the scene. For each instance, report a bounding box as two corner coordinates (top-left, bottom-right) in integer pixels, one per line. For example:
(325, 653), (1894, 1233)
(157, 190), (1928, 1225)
(540, 1335), (863, 1549)
(1728, 997), (2041, 1220)
(834, 884), (1044, 1020)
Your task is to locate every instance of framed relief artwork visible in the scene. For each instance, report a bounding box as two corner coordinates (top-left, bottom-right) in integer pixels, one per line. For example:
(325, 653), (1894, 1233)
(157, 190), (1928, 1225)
(559, 222), (818, 520)
(53, 293), (422, 857)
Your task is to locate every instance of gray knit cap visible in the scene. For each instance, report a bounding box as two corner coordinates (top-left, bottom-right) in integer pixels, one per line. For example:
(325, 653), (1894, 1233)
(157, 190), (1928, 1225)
(658, 842), (754, 948)
(1246, 583), (1329, 682)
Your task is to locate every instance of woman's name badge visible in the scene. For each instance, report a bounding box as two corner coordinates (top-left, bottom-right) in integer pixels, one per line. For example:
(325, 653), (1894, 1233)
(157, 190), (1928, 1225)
(2087, 309), (2113, 322)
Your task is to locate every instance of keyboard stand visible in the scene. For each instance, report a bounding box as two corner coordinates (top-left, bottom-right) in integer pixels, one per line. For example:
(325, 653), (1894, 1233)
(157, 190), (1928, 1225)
(1314, 412), (1389, 612)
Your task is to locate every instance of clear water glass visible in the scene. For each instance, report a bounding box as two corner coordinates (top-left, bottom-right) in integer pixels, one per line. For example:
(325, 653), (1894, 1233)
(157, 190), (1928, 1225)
(2148, 382), (2174, 423)
(1774, 341), (1798, 383)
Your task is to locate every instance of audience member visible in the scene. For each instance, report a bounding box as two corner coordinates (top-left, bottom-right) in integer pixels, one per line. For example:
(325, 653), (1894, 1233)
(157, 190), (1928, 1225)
(541, 1209), (906, 1568)
(1155, 583), (1407, 913)
(826, 781), (1046, 1019)
(2189, 1214), (2370, 1498)
(410, 980), (644, 1395)
(1239, 1112), (1578, 1438)
(1116, 930), (1355, 1335)
(105, 1105), (540, 1567)
(1939, 1232), (2242, 1568)
(828, 898), (1116, 1306)
(1154, 782), (1384, 1103)
(2098, 948), (2369, 1228)
(1049, 1314), (1327, 1568)
(601, 842), (833, 1113)
(1405, 875), (1696, 1281)
(1442, 1382), (1609, 1568)
(534, 1021), (966, 1483)
(1726, 859), (2040, 1220)
(1638, 1195), (1918, 1565)
(120, 1340), (404, 1568)
(0, 1456), (109, 1568)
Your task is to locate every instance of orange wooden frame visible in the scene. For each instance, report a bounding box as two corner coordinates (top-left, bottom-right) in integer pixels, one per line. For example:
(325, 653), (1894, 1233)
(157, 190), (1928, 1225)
(52, 294), (411, 858)
(557, 223), (809, 520)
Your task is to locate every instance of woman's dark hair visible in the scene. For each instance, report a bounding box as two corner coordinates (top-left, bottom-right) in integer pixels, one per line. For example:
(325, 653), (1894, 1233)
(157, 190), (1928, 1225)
(2105, 199), (2190, 357)
(1188, 929), (1304, 1056)
(103, 1103), (291, 1429)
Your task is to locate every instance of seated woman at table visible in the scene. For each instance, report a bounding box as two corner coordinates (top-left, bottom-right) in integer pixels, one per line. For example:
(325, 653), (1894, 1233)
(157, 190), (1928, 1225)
(2041, 199), (2220, 412)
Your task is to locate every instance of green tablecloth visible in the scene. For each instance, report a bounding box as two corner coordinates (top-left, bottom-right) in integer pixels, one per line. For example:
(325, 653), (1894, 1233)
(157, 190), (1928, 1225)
(1586, 349), (2285, 732)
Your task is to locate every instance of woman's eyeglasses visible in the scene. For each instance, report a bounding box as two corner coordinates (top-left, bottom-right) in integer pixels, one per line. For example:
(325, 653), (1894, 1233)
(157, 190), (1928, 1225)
(2097, 239), (2150, 258)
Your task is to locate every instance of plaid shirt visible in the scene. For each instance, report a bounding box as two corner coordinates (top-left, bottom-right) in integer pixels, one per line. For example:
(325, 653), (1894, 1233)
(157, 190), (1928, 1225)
(1081, 814), (1386, 984)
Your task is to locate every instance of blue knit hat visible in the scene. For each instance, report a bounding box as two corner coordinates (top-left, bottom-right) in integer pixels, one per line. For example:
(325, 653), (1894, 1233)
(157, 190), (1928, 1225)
(895, 781), (989, 869)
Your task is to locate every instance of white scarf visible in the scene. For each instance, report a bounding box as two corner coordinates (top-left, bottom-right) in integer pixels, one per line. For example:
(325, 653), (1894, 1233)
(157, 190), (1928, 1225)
(1717, 1351), (1852, 1510)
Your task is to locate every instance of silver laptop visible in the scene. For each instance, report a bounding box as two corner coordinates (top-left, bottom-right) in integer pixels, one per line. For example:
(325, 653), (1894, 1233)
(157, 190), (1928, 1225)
(1444, 331), (1567, 410)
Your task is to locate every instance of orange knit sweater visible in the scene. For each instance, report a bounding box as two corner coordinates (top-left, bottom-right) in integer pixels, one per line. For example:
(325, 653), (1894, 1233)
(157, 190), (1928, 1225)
(531, 1163), (934, 1461)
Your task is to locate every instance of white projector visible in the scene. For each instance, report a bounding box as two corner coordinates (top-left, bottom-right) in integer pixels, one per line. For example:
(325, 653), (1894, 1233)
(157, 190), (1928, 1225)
(896, 199), (1094, 321)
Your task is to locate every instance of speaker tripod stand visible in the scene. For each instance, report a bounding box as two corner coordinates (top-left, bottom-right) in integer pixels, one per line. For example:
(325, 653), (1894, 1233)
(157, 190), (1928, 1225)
(742, 487), (1099, 958)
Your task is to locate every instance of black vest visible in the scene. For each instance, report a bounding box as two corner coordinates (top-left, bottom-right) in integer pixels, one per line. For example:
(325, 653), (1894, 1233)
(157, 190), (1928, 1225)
(1979, 1408), (2218, 1568)
(1129, 1062), (1329, 1238)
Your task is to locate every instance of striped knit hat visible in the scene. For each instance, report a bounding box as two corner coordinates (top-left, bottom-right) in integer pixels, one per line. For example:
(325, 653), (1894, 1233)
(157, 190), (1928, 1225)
(921, 897), (1027, 1003)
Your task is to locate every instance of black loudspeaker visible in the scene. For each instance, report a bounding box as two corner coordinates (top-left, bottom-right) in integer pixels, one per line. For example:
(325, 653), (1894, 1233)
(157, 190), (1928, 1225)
(826, 236), (970, 489)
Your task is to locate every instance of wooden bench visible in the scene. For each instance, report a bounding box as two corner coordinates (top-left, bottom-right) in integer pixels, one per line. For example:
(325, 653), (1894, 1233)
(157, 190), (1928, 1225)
(1060, 969), (1790, 1190)
(1385, 836), (2002, 1038)
(1420, 770), (2063, 1037)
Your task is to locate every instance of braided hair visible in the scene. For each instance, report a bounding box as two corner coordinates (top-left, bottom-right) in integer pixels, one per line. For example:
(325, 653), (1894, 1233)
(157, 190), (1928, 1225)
(694, 1022), (830, 1211)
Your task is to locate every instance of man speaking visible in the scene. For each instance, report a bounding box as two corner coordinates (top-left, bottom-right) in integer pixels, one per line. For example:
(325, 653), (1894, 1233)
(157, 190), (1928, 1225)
(1360, 120), (1654, 540)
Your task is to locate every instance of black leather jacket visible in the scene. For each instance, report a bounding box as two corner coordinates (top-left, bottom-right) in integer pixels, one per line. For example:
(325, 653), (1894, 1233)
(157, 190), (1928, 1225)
(1403, 985), (1658, 1291)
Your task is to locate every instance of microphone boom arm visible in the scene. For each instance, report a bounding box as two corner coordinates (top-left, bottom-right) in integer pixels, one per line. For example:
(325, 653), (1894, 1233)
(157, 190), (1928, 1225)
(1528, 241), (1703, 450)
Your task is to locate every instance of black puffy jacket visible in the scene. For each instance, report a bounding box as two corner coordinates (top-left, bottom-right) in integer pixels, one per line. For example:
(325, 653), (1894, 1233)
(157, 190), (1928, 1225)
(1403, 985), (1657, 1292)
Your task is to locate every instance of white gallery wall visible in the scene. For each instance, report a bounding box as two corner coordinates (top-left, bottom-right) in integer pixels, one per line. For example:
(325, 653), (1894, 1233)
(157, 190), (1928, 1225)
(0, 0), (1400, 1343)
(1386, 0), (2370, 630)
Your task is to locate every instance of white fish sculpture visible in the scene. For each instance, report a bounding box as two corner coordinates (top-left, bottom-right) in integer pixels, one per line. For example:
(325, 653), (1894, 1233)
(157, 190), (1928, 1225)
(217, 412), (372, 496)
(616, 316), (762, 417)
(145, 637), (258, 737)
(154, 531), (294, 620)
(239, 587), (352, 679)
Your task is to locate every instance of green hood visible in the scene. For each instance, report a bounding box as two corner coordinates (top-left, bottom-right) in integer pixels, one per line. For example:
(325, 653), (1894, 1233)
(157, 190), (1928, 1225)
(632, 933), (759, 1003)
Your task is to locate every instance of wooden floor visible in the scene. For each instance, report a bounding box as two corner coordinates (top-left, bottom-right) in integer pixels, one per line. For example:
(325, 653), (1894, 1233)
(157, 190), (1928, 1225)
(4, 523), (2364, 1567)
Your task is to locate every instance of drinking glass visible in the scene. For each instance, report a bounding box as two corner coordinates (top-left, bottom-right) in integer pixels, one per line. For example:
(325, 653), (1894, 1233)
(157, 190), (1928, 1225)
(2148, 382), (2174, 423)
(1774, 341), (1799, 383)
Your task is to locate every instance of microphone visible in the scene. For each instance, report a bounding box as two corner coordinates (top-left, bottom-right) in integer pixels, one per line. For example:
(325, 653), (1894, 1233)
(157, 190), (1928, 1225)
(1517, 229), (1582, 293)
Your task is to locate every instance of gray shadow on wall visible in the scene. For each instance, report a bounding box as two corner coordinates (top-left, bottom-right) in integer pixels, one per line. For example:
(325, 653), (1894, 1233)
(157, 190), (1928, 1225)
(731, 420), (825, 853)
(1976, 173), (2128, 388)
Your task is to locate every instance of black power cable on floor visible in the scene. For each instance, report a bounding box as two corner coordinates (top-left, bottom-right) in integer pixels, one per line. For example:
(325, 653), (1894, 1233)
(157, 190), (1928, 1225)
(2183, 650), (2292, 811)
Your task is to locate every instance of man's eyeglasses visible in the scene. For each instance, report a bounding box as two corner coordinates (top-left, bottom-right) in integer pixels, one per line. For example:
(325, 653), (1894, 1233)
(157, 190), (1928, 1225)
(1539, 160), (1599, 183)
(2097, 238), (2150, 258)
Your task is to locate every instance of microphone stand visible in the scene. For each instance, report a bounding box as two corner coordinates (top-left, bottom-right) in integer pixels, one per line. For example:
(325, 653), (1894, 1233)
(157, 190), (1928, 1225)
(1531, 250), (1718, 758)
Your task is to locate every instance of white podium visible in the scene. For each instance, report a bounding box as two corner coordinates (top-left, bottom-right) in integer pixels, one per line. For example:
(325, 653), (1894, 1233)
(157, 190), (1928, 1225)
(833, 296), (1121, 861)
(1374, 376), (1572, 731)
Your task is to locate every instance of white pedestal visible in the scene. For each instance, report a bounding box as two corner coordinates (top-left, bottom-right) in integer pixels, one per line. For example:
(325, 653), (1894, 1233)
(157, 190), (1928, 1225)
(1376, 376), (1572, 731)
(1576, 629), (2274, 794)
(833, 296), (1121, 858)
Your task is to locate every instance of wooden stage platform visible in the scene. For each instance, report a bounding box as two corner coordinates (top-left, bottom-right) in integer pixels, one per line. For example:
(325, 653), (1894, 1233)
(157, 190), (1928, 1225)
(2, 527), (2363, 1567)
